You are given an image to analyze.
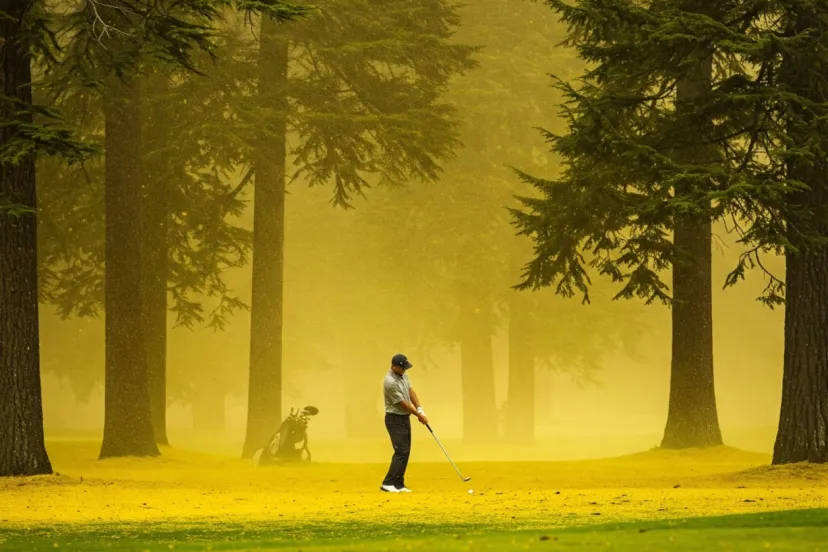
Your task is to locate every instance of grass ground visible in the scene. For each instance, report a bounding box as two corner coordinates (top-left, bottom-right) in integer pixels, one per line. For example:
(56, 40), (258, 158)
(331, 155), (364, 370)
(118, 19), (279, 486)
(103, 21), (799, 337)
(1, 441), (827, 550)
(4, 509), (828, 551)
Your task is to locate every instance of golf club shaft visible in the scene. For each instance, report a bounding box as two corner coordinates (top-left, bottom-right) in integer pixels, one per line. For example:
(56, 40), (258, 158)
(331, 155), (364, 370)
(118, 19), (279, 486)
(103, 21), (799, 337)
(426, 424), (468, 482)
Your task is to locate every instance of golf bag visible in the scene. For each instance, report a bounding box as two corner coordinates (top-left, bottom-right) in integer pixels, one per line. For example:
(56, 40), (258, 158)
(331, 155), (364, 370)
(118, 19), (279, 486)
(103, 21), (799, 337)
(252, 405), (319, 465)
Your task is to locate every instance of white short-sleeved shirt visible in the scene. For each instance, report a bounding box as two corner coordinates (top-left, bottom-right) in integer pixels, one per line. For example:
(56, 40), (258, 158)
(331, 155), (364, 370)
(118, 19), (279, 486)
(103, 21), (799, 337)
(383, 369), (412, 415)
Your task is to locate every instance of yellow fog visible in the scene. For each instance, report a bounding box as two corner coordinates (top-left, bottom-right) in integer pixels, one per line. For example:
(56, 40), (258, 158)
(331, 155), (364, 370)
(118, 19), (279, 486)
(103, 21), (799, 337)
(39, 182), (785, 462)
(35, 0), (786, 467)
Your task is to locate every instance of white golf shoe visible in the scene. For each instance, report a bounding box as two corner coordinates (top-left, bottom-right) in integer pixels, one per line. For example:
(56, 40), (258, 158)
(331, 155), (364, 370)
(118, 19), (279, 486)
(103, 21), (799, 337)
(396, 487), (413, 493)
(380, 485), (400, 493)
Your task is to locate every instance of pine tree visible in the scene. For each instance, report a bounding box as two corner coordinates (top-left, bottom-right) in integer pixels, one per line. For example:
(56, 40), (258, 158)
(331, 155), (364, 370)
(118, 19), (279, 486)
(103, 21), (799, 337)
(138, 37), (262, 445)
(662, 52), (722, 450)
(25, 0), (305, 459)
(37, 63), (255, 447)
(764, 2), (828, 464)
(99, 71), (159, 458)
(0, 1), (96, 477)
(514, 0), (828, 461)
(240, 0), (476, 457)
(35, 34), (258, 450)
(1, 1), (54, 477)
(97, 1), (305, 458)
(511, 0), (737, 449)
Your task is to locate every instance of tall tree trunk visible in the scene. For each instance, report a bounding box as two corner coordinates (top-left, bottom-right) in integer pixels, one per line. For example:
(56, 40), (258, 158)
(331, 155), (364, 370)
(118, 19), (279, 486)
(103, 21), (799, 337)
(142, 74), (170, 446)
(772, 10), (828, 464)
(661, 57), (723, 449)
(99, 76), (159, 458)
(242, 15), (288, 458)
(505, 290), (535, 445)
(0, 4), (53, 476)
(774, 229), (828, 463)
(458, 293), (498, 444)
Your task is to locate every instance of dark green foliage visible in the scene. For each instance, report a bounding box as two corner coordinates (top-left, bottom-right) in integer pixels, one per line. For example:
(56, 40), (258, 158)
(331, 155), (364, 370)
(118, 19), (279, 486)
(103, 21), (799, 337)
(317, 0), (648, 443)
(0, 3), (98, 216)
(142, 57), (256, 332)
(253, 0), (477, 204)
(240, 0), (477, 456)
(46, 1), (308, 86)
(512, 0), (723, 304)
(36, 28), (261, 405)
(512, 0), (828, 305)
(37, 9), (295, 321)
(1, 0), (54, 476)
(515, 0), (828, 459)
(0, 99), (96, 169)
(511, 0), (737, 450)
(24, 0), (304, 317)
(2, 0), (305, 460)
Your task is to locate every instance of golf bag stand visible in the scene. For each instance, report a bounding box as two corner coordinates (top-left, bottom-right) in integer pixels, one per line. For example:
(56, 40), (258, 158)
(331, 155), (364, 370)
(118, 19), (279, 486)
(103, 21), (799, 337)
(253, 405), (319, 465)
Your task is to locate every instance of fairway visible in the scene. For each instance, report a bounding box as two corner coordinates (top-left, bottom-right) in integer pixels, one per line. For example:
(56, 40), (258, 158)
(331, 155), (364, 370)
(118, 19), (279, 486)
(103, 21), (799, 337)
(1, 442), (827, 550)
(8, 0), (828, 550)
(4, 510), (828, 551)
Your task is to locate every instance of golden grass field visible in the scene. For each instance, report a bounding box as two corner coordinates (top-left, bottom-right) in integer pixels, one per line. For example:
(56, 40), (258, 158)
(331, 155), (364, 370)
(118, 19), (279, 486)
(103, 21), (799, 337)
(2, 440), (826, 534)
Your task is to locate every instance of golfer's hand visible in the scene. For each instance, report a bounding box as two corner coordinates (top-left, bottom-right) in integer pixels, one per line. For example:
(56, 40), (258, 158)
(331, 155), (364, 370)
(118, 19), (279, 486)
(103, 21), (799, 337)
(417, 413), (429, 425)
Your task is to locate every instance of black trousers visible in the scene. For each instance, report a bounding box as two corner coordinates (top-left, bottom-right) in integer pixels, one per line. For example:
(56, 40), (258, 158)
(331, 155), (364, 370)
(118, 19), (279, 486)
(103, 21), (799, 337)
(382, 413), (411, 488)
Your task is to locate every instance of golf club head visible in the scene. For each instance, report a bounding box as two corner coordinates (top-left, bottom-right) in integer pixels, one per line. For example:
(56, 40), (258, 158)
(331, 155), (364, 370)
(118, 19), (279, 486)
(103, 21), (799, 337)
(463, 476), (471, 482)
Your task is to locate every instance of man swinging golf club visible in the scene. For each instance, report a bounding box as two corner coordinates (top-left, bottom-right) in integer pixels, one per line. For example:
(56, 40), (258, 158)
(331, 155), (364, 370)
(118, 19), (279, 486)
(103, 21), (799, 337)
(380, 353), (428, 493)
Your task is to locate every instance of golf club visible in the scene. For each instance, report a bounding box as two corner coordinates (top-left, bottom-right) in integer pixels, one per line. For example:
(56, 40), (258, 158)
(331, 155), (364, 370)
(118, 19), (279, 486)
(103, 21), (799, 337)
(426, 423), (471, 482)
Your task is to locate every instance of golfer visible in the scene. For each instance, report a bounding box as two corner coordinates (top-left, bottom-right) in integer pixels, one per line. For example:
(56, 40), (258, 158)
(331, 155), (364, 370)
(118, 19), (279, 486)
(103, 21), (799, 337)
(380, 353), (428, 493)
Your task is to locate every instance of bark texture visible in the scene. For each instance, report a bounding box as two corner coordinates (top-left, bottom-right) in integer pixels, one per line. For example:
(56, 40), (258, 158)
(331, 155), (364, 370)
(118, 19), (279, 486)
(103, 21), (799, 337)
(99, 76), (159, 458)
(242, 15), (288, 458)
(142, 74), (170, 446)
(661, 57), (723, 449)
(774, 229), (828, 463)
(0, 3), (53, 476)
(772, 10), (828, 463)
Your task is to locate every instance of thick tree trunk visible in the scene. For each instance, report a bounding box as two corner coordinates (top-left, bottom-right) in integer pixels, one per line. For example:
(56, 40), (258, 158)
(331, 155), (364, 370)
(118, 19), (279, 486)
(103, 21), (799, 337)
(99, 76), (159, 458)
(242, 15), (288, 458)
(505, 291), (535, 445)
(773, 233), (828, 463)
(458, 293), (498, 444)
(0, 5), (53, 476)
(772, 11), (828, 463)
(142, 74), (170, 446)
(143, 234), (168, 446)
(661, 57), (723, 449)
(663, 217), (722, 448)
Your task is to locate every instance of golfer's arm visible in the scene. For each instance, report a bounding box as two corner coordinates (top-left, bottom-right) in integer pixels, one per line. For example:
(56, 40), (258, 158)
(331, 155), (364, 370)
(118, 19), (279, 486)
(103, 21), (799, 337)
(397, 400), (420, 416)
(409, 388), (422, 409)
